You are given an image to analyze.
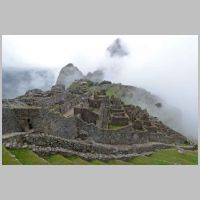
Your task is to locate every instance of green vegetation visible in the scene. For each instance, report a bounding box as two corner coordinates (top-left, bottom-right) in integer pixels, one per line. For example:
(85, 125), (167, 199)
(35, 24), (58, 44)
(45, 154), (74, 165)
(68, 80), (95, 94)
(9, 149), (49, 165)
(66, 156), (89, 165)
(3, 147), (198, 165)
(88, 160), (106, 165)
(88, 85), (98, 93)
(106, 85), (123, 98)
(49, 104), (61, 112)
(128, 149), (198, 165)
(2, 146), (21, 165)
(105, 160), (130, 165)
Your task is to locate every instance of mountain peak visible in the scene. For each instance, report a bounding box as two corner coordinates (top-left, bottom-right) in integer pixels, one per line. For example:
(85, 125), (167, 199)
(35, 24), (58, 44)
(56, 63), (84, 87)
(107, 38), (129, 57)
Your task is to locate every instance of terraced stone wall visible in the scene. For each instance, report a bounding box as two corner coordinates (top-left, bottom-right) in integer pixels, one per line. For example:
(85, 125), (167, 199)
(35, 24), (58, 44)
(76, 117), (149, 145)
(76, 117), (187, 145)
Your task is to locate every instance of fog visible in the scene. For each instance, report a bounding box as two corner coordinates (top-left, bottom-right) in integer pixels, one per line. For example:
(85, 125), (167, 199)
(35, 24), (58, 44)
(2, 35), (198, 141)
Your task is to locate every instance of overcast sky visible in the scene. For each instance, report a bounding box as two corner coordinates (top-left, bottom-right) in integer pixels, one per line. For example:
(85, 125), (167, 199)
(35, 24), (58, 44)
(2, 35), (198, 140)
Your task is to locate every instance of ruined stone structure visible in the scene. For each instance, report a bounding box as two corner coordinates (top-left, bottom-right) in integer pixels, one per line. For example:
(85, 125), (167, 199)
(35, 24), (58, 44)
(77, 90), (131, 129)
(2, 79), (191, 160)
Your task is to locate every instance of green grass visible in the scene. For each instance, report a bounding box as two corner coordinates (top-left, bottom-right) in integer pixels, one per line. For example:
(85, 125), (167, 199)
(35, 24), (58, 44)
(44, 154), (74, 165)
(9, 149), (49, 165)
(88, 160), (106, 165)
(128, 149), (198, 165)
(88, 85), (98, 93)
(3, 147), (198, 165)
(105, 160), (130, 165)
(106, 86), (122, 98)
(66, 156), (90, 165)
(2, 146), (21, 165)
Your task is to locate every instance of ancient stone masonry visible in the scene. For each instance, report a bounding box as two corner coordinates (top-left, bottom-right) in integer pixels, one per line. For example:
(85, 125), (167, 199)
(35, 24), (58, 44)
(2, 106), (41, 134)
(3, 132), (177, 161)
(2, 79), (190, 160)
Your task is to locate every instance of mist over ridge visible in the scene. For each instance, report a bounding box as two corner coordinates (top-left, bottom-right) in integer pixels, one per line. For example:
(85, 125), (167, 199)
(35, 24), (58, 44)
(2, 35), (198, 142)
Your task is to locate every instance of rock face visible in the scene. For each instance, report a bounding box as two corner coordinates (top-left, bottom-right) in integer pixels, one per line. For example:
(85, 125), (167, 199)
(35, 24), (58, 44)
(85, 70), (104, 82)
(56, 63), (84, 88)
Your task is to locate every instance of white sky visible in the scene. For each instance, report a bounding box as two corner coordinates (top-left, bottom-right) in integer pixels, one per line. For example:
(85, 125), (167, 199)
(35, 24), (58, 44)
(2, 35), (198, 140)
(3, 35), (197, 71)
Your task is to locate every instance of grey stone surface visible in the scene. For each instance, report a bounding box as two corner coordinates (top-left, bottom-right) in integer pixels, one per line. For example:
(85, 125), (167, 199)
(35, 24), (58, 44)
(3, 132), (176, 161)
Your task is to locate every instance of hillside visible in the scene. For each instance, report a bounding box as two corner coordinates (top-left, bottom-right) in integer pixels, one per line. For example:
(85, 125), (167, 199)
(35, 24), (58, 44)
(67, 79), (183, 134)
(2, 146), (198, 165)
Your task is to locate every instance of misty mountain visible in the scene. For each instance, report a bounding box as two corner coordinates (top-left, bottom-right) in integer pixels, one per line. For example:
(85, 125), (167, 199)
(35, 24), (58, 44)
(2, 67), (55, 99)
(85, 70), (104, 83)
(107, 38), (129, 57)
(56, 63), (104, 88)
(56, 63), (84, 87)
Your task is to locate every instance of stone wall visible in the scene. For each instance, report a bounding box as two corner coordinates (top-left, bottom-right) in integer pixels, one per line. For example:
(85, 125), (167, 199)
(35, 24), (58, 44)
(60, 95), (82, 113)
(2, 107), (78, 139)
(110, 115), (129, 126)
(3, 132), (175, 161)
(148, 133), (173, 144)
(74, 107), (99, 124)
(76, 117), (187, 145)
(39, 110), (78, 139)
(88, 98), (101, 108)
(2, 108), (22, 134)
(2, 107), (41, 134)
(76, 117), (149, 145)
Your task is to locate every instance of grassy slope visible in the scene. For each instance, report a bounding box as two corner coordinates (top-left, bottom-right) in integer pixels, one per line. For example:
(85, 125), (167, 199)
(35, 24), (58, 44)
(9, 149), (49, 165)
(2, 146), (21, 165)
(128, 149), (198, 165)
(45, 155), (74, 165)
(2, 147), (198, 165)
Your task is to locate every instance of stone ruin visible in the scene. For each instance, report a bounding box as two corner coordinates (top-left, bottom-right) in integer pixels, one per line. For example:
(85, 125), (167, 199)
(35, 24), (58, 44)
(73, 89), (175, 135)
(75, 90), (130, 129)
(2, 82), (193, 161)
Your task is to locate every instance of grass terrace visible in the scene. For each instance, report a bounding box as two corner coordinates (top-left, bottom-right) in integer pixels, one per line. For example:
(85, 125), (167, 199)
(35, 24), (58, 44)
(2, 146), (198, 165)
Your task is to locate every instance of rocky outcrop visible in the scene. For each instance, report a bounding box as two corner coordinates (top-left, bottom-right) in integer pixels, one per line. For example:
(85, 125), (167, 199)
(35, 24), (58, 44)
(85, 70), (104, 82)
(56, 63), (84, 88)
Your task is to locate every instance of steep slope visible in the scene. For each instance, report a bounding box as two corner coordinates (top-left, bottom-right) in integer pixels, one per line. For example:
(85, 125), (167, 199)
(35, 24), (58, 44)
(56, 63), (104, 88)
(56, 63), (84, 87)
(68, 80), (184, 135)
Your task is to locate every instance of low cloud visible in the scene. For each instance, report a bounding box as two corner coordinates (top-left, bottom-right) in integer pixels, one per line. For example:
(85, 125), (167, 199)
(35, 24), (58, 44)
(2, 35), (198, 141)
